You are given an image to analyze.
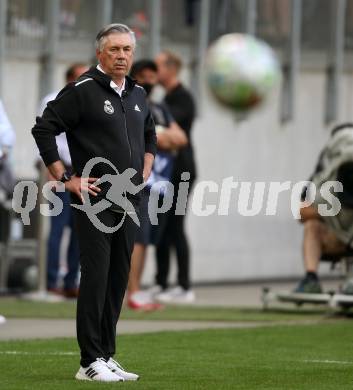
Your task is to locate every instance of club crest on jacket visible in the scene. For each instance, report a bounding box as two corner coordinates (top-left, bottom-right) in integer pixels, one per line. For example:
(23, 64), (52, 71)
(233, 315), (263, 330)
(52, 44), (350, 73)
(104, 100), (114, 115)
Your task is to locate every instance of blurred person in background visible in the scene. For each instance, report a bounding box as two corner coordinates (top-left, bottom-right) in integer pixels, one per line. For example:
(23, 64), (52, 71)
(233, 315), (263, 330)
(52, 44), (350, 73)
(0, 98), (16, 236)
(0, 99), (15, 235)
(0, 99), (16, 198)
(0, 99), (15, 326)
(294, 123), (353, 295)
(153, 50), (197, 304)
(127, 59), (187, 311)
(0, 100), (16, 162)
(39, 63), (88, 298)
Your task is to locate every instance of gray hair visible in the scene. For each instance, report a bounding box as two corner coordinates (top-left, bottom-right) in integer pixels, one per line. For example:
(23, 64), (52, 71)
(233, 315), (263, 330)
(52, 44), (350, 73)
(95, 23), (136, 52)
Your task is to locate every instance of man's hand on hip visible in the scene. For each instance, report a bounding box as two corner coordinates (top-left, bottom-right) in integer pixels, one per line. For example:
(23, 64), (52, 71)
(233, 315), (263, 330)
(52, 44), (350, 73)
(65, 175), (101, 203)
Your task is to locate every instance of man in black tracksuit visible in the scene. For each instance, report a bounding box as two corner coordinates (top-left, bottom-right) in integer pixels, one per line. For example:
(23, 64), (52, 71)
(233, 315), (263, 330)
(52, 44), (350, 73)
(32, 24), (156, 382)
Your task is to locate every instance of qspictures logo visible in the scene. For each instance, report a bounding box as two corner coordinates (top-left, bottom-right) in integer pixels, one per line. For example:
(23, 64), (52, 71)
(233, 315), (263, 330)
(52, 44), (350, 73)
(11, 158), (344, 233)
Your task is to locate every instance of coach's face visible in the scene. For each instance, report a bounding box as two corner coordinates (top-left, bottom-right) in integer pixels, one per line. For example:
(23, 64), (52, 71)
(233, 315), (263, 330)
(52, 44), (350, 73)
(96, 32), (134, 82)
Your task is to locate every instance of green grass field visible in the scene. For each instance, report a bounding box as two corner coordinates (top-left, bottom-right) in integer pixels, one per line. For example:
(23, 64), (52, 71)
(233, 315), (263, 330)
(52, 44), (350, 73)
(1, 324), (353, 389)
(0, 298), (352, 389)
(0, 297), (339, 322)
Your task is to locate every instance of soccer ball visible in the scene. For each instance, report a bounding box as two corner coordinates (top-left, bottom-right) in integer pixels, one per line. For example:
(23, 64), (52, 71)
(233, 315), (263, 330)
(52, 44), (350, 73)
(205, 33), (281, 111)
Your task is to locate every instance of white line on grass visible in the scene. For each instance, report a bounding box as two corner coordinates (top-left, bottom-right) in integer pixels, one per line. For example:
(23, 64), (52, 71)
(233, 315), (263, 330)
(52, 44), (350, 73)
(303, 359), (353, 365)
(0, 351), (77, 356)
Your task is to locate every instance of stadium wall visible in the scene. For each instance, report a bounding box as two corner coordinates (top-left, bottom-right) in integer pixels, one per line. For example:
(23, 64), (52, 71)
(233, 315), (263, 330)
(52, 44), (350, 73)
(3, 59), (352, 283)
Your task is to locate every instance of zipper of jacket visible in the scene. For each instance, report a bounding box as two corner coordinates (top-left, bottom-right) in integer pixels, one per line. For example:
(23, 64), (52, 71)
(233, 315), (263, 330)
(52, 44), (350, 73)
(119, 95), (132, 165)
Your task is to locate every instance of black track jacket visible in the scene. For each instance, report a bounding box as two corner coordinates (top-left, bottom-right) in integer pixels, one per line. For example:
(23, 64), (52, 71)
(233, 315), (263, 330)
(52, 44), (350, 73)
(32, 66), (157, 204)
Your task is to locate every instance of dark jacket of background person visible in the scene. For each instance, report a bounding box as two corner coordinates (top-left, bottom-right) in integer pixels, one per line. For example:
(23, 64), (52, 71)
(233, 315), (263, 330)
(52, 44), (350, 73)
(164, 84), (196, 183)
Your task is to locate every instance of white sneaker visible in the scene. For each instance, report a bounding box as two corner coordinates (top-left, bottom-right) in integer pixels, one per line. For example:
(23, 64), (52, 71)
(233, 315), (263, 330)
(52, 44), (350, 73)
(128, 290), (163, 311)
(75, 358), (124, 382)
(130, 290), (154, 305)
(155, 286), (195, 304)
(106, 358), (139, 381)
(0, 315), (6, 325)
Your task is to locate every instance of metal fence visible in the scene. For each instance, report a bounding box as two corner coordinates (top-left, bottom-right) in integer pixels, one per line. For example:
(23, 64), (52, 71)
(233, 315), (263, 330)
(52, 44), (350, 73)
(0, 0), (352, 122)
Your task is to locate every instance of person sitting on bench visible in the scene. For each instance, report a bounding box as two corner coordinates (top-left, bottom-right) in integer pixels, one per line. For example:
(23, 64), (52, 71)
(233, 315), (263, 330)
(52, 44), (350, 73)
(295, 202), (348, 293)
(295, 123), (353, 294)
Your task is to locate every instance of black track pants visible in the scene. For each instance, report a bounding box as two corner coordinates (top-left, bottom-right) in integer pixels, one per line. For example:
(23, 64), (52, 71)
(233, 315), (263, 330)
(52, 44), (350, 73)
(74, 208), (137, 367)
